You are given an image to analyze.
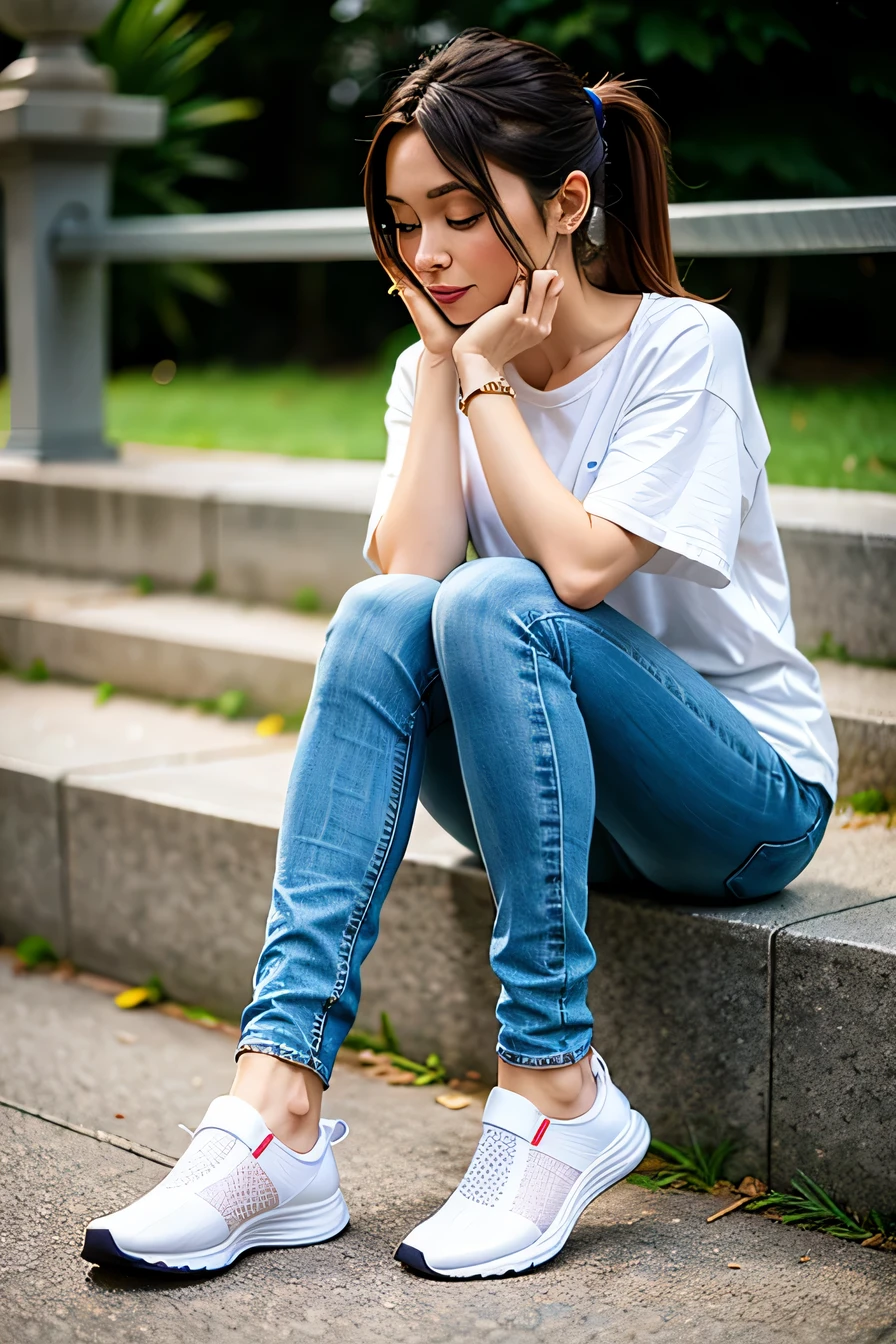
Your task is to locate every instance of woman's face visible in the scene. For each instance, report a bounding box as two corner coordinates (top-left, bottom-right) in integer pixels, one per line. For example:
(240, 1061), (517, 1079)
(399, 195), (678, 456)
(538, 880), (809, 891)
(384, 124), (551, 322)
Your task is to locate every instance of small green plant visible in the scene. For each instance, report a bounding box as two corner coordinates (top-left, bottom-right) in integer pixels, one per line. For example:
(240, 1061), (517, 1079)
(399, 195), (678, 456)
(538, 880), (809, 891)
(15, 934), (59, 968)
(747, 1170), (896, 1244)
(95, 681), (116, 706)
(627, 1131), (735, 1193)
(292, 586), (321, 614)
(343, 1011), (448, 1086)
(22, 657), (49, 682)
(806, 630), (850, 662)
(192, 570), (216, 594)
(215, 688), (248, 719)
(849, 788), (889, 814)
(180, 1004), (220, 1025)
(133, 574), (155, 595)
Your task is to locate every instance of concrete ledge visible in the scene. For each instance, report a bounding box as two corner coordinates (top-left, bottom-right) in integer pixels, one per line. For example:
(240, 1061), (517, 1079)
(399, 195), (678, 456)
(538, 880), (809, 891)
(0, 678), (279, 949)
(771, 897), (896, 1217)
(2, 449), (893, 655)
(3, 572), (894, 792)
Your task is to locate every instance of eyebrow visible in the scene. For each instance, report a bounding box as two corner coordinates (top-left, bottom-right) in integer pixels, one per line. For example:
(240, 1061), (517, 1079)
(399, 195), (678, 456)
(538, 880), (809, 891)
(385, 182), (469, 203)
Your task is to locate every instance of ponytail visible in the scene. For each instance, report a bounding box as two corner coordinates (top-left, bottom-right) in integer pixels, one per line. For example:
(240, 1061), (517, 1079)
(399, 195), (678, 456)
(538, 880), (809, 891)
(588, 76), (697, 298)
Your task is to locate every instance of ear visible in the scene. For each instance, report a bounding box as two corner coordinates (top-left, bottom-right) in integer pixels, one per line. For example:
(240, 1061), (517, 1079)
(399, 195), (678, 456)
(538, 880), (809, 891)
(554, 170), (591, 235)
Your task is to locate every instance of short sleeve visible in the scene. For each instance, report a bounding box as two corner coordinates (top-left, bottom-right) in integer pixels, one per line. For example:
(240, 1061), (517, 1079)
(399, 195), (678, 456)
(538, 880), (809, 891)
(362, 340), (423, 574)
(582, 320), (758, 589)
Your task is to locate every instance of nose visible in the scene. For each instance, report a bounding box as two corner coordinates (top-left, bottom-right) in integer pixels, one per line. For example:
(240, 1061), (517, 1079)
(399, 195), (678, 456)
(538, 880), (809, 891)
(411, 220), (451, 273)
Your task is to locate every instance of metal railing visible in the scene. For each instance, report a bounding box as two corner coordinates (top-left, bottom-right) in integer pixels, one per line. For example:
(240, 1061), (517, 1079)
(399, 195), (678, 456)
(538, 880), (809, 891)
(53, 196), (896, 265)
(1, 8), (895, 463)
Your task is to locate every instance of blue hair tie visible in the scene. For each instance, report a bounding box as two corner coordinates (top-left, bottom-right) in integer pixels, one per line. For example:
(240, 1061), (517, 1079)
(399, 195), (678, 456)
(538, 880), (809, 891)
(584, 87), (604, 130)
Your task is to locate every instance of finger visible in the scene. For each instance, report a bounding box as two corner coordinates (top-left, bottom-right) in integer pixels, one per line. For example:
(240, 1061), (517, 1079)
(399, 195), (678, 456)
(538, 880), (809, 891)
(526, 269), (559, 321)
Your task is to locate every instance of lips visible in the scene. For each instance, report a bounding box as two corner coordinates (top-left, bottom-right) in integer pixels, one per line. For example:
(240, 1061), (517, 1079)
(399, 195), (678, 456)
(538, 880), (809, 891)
(429, 286), (472, 304)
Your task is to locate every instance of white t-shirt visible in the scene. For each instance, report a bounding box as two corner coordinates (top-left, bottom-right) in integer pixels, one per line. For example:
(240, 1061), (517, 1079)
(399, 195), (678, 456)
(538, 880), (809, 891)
(363, 292), (839, 805)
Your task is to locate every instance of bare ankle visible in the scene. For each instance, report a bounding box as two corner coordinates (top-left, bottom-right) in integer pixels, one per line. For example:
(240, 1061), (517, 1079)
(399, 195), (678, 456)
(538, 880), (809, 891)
(497, 1055), (596, 1120)
(230, 1049), (323, 1154)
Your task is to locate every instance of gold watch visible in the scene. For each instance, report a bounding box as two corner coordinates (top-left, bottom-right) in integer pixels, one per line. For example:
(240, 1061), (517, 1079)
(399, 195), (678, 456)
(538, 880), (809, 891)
(458, 375), (516, 416)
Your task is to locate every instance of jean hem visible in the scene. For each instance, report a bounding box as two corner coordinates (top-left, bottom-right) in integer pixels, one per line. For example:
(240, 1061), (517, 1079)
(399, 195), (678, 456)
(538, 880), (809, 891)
(234, 1038), (331, 1089)
(496, 1040), (593, 1069)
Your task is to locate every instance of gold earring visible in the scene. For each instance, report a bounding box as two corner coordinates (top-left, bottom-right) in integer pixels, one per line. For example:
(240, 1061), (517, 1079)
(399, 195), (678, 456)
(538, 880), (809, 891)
(387, 281), (404, 296)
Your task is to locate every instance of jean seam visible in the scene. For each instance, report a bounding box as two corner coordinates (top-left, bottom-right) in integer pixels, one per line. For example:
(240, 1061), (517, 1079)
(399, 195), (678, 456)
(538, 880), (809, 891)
(497, 1041), (592, 1069)
(528, 635), (570, 1028)
(525, 609), (784, 784)
(310, 674), (441, 1057)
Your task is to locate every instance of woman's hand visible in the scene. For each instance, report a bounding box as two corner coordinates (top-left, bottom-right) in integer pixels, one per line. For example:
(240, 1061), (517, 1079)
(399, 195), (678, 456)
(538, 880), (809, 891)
(383, 265), (468, 361)
(452, 269), (564, 370)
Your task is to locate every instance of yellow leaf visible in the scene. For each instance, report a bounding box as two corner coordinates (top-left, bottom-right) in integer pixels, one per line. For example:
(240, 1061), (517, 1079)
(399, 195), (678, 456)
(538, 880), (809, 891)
(256, 713), (286, 737)
(114, 986), (151, 1009)
(436, 1093), (471, 1110)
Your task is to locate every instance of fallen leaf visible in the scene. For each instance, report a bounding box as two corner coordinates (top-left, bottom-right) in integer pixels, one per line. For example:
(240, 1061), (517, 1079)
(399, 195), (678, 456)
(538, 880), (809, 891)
(861, 1234), (884, 1249)
(114, 986), (151, 1009)
(357, 1049), (381, 1065)
(634, 1154), (669, 1173)
(436, 1094), (471, 1110)
(799, 1255), (811, 1262)
(465, 1070), (481, 1081)
(115, 1031), (138, 1045)
(736, 1176), (768, 1198)
(727, 1262), (741, 1270)
(256, 714), (286, 737)
(157, 1002), (187, 1019)
(114, 1113), (125, 1120)
(386, 1070), (417, 1086)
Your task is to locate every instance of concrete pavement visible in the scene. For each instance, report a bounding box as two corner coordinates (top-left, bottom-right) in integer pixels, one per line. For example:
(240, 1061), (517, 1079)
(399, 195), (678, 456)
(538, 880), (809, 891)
(1, 960), (895, 1344)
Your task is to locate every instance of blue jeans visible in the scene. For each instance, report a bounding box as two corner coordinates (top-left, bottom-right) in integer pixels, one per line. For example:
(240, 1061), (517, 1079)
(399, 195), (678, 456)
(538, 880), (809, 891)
(237, 558), (832, 1085)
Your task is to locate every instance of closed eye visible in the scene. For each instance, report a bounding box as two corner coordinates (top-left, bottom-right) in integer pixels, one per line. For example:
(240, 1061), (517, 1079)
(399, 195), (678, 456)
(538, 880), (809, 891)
(395, 213), (484, 233)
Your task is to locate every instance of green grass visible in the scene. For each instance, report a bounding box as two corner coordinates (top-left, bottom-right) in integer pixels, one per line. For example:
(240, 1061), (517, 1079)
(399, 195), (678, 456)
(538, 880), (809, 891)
(2, 369), (894, 491)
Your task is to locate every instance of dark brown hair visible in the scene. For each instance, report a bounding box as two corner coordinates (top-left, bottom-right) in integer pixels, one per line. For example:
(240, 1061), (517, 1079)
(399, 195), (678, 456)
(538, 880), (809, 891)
(362, 26), (702, 313)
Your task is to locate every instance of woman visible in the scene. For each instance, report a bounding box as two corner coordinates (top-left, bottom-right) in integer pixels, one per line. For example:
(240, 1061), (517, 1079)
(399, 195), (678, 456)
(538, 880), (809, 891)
(81, 27), (837, 1281)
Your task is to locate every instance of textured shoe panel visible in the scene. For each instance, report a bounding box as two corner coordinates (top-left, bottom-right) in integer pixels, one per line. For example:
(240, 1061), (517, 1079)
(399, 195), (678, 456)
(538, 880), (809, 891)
(457, 1125), (517, 1208)
(197, 1156), (279, 1233)
(510, 1148), (579, 1232)
(164, 1132), (238, 1189)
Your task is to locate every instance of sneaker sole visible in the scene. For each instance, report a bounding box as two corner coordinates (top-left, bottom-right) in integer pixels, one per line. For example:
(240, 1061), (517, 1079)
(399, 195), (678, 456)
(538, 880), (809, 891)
(395, 1108), (650, 1280)
(81, 1187), (350, 1274)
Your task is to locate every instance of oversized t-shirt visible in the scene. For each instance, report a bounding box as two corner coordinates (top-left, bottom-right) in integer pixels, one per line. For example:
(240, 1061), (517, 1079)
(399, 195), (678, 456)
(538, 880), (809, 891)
(362, 292), (839, 805)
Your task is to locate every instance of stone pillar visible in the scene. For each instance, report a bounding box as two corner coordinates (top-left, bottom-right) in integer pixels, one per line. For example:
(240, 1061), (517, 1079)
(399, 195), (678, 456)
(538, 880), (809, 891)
(0, 1), (164, 460)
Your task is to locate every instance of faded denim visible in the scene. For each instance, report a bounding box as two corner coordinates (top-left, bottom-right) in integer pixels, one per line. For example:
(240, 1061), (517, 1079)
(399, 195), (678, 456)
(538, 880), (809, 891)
(237, 557), (832, 1085)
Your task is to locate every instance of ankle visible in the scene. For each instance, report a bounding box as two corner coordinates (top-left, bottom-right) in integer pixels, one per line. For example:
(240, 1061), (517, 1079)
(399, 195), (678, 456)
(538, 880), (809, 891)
(230, 1050), (323, 1154)
(497, 1055), (597, 1120)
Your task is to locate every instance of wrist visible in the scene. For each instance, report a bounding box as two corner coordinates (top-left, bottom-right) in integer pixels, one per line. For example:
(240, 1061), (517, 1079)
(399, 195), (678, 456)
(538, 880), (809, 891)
(454, 350), (501, 396)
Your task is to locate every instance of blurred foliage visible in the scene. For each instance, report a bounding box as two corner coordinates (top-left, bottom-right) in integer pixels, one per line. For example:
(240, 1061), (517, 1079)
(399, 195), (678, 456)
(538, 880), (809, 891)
(1, 1), (894, 368)
(89, 0), (262, 349)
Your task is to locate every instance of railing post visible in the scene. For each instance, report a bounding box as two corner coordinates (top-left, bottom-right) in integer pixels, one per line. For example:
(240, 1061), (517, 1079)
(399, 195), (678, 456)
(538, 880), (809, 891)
(0, 1), (163, 461)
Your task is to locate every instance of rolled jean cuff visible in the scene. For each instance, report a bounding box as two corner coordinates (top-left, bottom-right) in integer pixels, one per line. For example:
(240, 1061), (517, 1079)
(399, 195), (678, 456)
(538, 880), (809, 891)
(496, 1039), (593, 1070)
(234, 1036), (331, 1090)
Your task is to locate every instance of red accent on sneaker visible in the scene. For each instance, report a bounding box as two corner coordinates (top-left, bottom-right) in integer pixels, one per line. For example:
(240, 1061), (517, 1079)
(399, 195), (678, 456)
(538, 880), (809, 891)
(252, 1132), (274, 1159)
(531, 1119), (550, 1147)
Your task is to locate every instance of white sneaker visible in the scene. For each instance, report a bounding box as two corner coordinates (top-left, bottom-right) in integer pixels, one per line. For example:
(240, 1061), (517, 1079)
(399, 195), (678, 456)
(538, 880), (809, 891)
(395, 1049), (649, 1279)
(81, 1095), (350, 1273)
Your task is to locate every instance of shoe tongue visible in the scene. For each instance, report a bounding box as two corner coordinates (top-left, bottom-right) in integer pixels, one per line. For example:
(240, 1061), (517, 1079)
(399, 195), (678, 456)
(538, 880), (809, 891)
(482, 1085), (544, 1142)
(194, 1095), (272, 1153)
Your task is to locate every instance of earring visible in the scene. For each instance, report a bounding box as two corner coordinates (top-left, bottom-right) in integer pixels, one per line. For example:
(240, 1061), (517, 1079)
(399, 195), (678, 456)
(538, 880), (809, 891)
(586, 203), (606, 249)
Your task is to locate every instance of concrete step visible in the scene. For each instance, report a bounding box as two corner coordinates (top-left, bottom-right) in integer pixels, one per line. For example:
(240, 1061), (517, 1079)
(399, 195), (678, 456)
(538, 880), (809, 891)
(1, 568), (893, 794)
(2, 445), (894, 658)
(2, 676), (895, 1217)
